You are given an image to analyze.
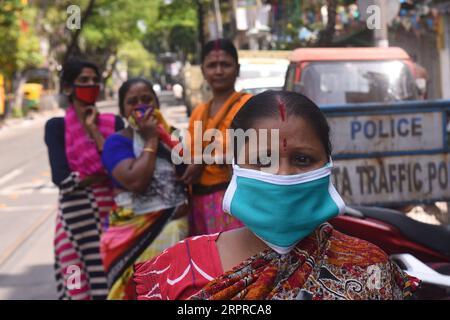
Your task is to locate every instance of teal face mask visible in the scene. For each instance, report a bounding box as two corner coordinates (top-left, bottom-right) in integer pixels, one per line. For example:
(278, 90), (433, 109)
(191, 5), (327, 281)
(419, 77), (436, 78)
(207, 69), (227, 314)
(222, 161), (346, 254)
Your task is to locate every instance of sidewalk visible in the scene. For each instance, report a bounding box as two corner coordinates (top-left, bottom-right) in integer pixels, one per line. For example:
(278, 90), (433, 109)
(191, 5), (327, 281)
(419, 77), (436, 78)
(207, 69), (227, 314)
(0, 99), (115, 135)
(0, 109), (63, 142)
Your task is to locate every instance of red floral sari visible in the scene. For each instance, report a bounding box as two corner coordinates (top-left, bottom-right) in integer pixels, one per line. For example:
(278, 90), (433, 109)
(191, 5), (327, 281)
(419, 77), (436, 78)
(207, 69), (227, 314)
(133, 224), (420, 300)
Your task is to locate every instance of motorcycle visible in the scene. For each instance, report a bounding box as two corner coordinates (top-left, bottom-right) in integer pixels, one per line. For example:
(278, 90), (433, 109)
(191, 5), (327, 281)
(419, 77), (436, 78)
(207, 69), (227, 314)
(330, 206), (450, 299)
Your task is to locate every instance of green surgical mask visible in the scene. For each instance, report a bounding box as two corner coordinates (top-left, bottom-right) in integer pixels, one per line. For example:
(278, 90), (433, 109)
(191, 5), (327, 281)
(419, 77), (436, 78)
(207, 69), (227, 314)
(223, 161), (346, 254)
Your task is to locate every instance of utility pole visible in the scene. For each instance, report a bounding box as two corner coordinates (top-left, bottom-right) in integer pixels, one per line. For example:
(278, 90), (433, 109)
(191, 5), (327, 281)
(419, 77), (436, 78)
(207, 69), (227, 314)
(374, 0), (389, 47)
(213, 0), (223, 38)
(195, 0), (205, 63)
(230, 0), (238, 47)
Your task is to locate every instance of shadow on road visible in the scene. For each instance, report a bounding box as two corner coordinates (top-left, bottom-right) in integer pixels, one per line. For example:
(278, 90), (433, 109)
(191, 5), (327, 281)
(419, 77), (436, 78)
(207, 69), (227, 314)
(0, 264), (56, 300)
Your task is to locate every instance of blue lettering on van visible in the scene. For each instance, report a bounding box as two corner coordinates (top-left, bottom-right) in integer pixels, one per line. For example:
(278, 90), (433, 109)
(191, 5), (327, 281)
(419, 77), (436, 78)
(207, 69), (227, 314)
(350, 117), (423, 140)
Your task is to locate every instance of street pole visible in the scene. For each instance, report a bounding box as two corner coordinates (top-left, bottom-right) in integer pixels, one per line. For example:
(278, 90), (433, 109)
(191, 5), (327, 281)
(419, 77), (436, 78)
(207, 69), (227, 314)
(196, 0), (205, 63)
(230, 0), (239, 48)
(374, 0), (389, 47)
(213, 0), (223, 38)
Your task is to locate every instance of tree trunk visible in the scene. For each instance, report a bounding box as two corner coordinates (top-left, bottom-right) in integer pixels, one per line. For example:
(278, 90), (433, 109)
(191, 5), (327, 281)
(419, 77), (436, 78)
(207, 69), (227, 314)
(62, 0), (96, 65)
(317, 0), (337, 47)
(12, 72), (27, 117)
(101, 53), (118, 100)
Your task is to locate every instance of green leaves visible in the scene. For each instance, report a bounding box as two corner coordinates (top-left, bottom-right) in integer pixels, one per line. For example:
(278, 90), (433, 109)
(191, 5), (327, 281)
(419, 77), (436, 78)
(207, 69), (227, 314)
(118, 40), (160, 78)
(0, 1), (43, 78)
(142, 0), (198, 60)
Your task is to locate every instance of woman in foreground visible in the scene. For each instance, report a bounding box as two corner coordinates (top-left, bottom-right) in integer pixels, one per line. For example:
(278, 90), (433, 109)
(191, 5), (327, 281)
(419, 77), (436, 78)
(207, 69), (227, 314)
(133, 90), (420, 300)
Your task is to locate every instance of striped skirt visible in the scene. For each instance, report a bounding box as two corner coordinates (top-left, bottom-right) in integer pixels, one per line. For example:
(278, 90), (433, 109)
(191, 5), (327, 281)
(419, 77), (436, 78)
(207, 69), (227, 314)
(54, 173), (113, 300)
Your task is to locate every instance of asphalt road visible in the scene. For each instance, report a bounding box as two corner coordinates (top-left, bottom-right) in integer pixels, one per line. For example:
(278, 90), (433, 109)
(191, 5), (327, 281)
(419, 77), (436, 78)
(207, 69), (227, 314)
(0, 92), (188, 299)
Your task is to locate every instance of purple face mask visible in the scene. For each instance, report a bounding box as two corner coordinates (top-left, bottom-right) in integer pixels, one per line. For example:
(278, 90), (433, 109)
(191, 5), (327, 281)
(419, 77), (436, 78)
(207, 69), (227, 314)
(132, 104), (154, 120)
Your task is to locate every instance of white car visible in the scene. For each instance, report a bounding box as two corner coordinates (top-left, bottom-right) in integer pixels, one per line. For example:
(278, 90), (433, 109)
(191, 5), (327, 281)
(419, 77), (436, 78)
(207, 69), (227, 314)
(235, 58), (289, 94)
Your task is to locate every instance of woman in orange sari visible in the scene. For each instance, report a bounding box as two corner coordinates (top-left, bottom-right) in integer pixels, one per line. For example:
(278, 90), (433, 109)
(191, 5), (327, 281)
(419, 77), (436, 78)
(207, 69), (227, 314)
(180, 38), (252, 235)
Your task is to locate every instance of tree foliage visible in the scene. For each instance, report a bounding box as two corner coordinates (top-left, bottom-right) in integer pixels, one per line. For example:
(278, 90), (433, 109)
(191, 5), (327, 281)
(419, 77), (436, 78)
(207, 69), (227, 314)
(118, 40), (160, 79)
(142, 0), (199, 63)
(0, 1), (43, 84)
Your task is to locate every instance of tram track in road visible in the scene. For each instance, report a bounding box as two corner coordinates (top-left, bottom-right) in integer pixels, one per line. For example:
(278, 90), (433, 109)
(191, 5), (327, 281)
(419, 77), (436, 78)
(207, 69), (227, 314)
(0, 206), (56, 267)
(0, 113), (59, 279)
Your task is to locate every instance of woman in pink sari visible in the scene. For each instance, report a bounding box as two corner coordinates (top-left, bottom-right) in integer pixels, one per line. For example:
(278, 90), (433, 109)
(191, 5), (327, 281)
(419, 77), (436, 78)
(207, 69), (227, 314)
(44, 59), (124, 299)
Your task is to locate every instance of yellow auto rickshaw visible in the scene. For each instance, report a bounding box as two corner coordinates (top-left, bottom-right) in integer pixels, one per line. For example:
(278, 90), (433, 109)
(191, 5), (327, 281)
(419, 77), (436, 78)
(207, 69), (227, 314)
(22, 83), (43, 114)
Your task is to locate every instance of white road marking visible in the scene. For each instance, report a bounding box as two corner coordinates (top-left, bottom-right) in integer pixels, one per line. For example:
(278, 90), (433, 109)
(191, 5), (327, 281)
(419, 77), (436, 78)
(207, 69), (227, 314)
(0, 181), (57, 196)
(0, 205), (55, 212)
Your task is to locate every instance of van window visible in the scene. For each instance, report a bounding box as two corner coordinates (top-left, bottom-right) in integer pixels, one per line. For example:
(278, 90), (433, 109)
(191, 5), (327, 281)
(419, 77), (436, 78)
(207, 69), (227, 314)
(296, 60), (417, 105)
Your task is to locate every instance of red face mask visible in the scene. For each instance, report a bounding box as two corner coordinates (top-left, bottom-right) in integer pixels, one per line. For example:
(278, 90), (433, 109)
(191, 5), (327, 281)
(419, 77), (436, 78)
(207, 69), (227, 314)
(73, 84), (100, 105)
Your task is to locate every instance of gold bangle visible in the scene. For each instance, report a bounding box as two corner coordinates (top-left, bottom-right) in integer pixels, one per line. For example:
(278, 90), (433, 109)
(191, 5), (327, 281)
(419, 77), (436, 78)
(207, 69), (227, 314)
(143, 147), (156, 154)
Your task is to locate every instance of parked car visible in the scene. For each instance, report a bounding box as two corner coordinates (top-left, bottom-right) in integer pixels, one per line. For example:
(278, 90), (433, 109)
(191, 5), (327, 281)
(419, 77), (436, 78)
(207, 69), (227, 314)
(235, 53), (289, 94)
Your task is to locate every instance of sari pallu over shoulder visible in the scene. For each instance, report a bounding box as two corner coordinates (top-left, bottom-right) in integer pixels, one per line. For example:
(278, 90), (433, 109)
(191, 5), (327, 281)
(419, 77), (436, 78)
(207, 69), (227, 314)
(188, 92), (253, 187)
(133, 224), (420, 300)
(189, 224), (421, 300)
(64, 105), (115, 178)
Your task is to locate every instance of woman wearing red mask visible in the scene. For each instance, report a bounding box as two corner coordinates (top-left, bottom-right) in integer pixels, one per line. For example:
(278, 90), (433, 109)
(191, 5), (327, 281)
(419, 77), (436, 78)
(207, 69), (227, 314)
(44, 59), (124, 300)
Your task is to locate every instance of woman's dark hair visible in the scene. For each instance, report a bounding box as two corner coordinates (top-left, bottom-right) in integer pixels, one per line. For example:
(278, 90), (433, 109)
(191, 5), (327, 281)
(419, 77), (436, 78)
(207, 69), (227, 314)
(118, 78), (160, 117)
(60, 58), (100, 88)
(231, 90), (332, 157)
(201, 38), (239, 64)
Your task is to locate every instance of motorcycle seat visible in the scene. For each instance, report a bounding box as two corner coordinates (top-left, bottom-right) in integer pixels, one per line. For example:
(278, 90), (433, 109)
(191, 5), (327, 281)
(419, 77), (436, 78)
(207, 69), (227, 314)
(349, 206), (450, 257)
